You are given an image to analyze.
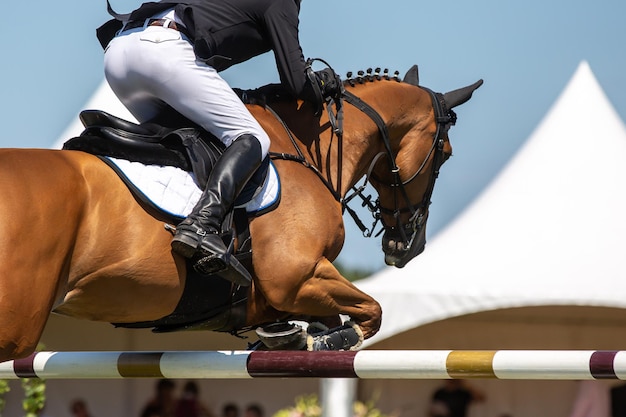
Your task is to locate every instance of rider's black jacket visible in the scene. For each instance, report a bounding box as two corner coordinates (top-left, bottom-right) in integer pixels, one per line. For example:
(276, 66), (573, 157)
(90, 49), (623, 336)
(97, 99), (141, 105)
(98, 0), (308, 98)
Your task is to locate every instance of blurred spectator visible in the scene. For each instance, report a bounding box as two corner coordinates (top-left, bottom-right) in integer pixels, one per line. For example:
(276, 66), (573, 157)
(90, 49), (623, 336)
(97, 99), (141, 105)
(175, 381), (215, 417)
(428, 380), (485, 417)
(70, 399), (92, 417)
(244, 403), (263, 417)
(221, 403), (239, 417)
(141, 379), (177, 417)
(567, 380), (610, 417)
(612, 382), (626, 417)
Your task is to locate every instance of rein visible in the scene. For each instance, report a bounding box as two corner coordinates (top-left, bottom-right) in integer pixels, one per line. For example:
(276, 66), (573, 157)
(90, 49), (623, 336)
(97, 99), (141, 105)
(266, 105), (342, 202)
(267, 76), (456, 243)
(341, 88), (455, 245)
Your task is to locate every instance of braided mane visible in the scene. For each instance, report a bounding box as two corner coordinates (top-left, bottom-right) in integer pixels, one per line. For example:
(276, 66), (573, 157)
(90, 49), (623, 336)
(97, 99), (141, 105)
(344, 67), (402, 87)
(236, 67), (403, 106)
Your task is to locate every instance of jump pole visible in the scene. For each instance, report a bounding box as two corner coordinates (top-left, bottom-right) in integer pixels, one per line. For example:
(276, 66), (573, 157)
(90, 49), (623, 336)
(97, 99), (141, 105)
(1, 350), (626, 380)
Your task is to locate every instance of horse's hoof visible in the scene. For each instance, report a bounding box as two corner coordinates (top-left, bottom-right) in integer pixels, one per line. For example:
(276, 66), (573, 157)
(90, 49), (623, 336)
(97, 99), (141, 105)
(255, 322), (307, 350)
(306, 321), (364, 351)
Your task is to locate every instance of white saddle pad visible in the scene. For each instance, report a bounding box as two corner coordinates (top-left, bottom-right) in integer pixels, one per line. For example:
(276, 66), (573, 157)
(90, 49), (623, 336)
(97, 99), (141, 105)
(106, 157), (280, 219)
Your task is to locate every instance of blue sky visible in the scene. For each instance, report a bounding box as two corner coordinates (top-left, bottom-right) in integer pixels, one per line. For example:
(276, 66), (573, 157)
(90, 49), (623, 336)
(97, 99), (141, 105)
(1, 0), (625, 271)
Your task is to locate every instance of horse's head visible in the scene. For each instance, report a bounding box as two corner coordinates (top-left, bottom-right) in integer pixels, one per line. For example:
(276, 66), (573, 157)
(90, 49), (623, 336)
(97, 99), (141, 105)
(366, 65), (483, 268)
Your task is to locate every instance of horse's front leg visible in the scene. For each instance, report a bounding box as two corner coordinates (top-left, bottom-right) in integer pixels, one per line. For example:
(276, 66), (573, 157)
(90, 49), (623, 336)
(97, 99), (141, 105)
(251, 256), (382, 340)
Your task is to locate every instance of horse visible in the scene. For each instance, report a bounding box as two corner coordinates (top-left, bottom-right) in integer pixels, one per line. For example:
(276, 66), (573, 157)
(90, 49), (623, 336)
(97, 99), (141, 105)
(0, 65), (481, 361)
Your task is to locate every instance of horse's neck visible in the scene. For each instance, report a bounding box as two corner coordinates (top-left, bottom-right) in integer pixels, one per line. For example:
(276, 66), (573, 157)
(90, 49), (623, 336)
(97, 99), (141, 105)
(322, 83), (417, 196)
(262, 81), (417, 197)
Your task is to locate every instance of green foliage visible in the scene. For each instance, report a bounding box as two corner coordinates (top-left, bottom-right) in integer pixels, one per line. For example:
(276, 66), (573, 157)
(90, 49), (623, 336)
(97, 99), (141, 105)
(21, 377), (45, 417)
(21, 342), (47, 417)
(0, 379), (10, 416)
(352, 396), (396, 417)
(273, 394), (321, 417)
(272, 394), (397, 417)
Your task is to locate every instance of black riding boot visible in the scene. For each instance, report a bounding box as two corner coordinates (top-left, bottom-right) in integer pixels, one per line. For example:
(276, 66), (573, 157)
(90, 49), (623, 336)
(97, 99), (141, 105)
(171, 134), (263, 285)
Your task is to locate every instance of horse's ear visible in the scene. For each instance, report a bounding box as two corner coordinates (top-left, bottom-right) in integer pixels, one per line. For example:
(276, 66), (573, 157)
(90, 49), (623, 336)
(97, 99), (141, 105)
(403, 65), (419, 86)
(443, 79), (484, 109)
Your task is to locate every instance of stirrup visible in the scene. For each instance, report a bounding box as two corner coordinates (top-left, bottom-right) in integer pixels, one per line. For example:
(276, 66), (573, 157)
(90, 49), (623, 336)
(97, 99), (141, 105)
(194, 252), (252, 286)
(171, 226), (252, 286)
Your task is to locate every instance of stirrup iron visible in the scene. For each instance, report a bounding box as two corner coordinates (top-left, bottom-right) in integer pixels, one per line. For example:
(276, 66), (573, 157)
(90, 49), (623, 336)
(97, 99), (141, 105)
(193, 233), (252, 286)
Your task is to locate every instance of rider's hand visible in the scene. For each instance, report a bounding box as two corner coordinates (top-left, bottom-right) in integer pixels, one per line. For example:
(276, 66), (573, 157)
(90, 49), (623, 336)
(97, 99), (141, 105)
(314, 68), (342, 101)
(304, 64), (343, 116)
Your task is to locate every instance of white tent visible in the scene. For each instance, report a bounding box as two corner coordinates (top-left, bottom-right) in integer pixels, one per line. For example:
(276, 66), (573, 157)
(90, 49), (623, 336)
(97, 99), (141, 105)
(348, 60), (626, 417)
(356, 60), (626, 347)
(53, 81), (136, 149)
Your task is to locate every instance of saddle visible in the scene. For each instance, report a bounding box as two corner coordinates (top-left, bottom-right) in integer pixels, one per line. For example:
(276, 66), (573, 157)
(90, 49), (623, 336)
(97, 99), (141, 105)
(63, 109), (276, 334)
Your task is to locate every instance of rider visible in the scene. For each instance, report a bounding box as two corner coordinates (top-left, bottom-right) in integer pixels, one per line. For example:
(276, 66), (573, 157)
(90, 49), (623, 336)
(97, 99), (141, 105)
(97, 0), (341, 284)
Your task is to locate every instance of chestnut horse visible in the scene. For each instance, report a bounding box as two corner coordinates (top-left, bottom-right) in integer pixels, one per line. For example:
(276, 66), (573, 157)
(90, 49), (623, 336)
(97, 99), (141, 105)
(0, 66), (481, 361)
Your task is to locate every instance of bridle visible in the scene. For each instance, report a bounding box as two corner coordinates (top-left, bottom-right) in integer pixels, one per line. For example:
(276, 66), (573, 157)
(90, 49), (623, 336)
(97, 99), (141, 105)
(340, 86), (456, 255)
(268, 71), (457, 256)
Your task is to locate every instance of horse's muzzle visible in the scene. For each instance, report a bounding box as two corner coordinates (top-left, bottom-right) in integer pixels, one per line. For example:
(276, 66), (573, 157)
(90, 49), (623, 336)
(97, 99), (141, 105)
(382, 221), (427, 268)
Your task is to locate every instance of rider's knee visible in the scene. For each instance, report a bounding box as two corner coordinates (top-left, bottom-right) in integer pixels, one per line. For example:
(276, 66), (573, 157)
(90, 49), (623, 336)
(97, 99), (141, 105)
(234, 131), (270, 159)
(248, 130), (271, 158)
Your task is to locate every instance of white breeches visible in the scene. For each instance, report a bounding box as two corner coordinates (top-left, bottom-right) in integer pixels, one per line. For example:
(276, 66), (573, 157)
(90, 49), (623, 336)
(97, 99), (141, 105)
(103, 24), (271, 159)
